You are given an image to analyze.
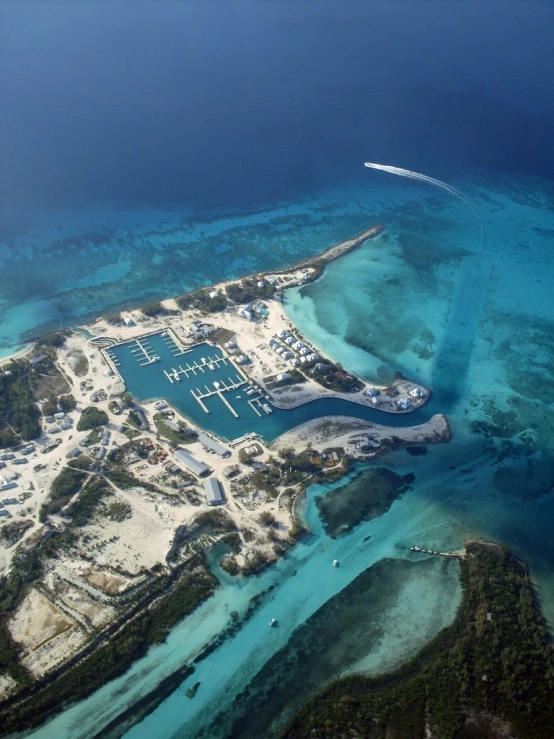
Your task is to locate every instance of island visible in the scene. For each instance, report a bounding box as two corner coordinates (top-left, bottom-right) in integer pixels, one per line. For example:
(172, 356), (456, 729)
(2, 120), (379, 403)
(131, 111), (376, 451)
(0, 225), (450, 733)
(283, 541), (554, 739)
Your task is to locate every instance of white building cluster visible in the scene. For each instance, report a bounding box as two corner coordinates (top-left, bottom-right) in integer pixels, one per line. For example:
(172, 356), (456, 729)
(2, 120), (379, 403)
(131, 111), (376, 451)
(267, 329), (320, 369)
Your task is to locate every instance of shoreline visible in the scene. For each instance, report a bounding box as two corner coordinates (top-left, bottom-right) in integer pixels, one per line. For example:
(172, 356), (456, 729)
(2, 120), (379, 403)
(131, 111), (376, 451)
(0, 225), (385, 367)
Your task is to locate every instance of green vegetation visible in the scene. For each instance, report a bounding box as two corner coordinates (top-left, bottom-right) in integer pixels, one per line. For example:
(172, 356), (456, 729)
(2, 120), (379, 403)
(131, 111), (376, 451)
(119, 392), (134, 408)
(0, 527), (78, 684)
(67, 455), (94, 471)
(176, 286), (229, 313)
(126, 409), (142, 429)
(211, 327), (236, 345)
(104, 500), (132, 522)
(153, 414), (198, 444)
(241, 548), (274, 577)
(41, 394), (77, 417)
(316, 467), (415, 538)
(239, 447), (255, 465)
(225, 278), (275, 304)
(0, 555), (217, 735)
(311, 362), (364, 393)
(267, 369), (306, 388)
(76, 406), (108, 431)
(39, 467), (88, 521)
(106, 469), (162, 495)
(278, 446), (321, 484)
(34, 331), (68, 348)
(65, 477), (111, 527)
(105, 312), (123, 325)
(194, 509), (237, 534)
(0, 521), (34, 548)
(283, 543), (554, 739)
(0, 362), (41, 447)
(140, 300), (165, 317)
(258, 511), (277, 527)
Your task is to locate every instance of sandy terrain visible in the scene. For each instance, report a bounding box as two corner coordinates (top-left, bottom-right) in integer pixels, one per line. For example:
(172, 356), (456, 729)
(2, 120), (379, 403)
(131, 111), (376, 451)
(20, 626), (89, 679)
(1, 285), (432, 579)
(79, 484), (188, 574)
(0, 673), (17, 698)
(274, 413), (450, 453)
(7, 586), (89, 678)
(8, 588), (74, 652)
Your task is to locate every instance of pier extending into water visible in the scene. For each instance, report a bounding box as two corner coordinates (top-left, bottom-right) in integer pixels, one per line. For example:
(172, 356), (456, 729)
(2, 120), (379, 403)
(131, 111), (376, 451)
(159, 329), (189, 357)
(190, 376), (247, 417)
(129, 337), (161, 366)
(163, 354), (230, 384)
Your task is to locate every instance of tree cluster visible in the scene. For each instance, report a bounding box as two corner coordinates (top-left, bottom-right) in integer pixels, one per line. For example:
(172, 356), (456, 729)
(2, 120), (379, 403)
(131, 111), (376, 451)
(0, 362), (41, 447)
(76, 406), (108, 431)
(225, 279), (275, 304)
(41, 394), (76, 417)
(140, 301), (165, 317)
(39, 467), (88, 521)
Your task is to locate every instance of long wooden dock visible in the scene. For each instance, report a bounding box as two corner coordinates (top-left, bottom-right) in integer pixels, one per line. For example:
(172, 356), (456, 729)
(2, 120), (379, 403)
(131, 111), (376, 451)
(217, 390), (238, 418)
(248, 399), (262, 417)
(190, 390), (209, 413)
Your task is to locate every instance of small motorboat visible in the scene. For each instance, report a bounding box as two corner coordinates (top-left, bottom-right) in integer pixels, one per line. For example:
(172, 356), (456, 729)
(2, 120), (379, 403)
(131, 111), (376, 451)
(269, 618), (278, 627)
(333, 560), (339, 567)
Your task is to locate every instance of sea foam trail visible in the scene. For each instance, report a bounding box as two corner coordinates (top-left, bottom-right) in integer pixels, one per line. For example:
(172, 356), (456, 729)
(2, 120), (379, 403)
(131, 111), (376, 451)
(364, 161), (487, 413)
(364, 161), (482, 230)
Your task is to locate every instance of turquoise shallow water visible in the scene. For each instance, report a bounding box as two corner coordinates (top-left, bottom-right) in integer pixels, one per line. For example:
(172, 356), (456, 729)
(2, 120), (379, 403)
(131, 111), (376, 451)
(285, 173), (554, 609)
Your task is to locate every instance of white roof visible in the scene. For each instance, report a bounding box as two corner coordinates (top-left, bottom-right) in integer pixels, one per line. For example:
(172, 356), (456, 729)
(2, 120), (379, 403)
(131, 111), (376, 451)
(203, 477), (224, 505)
(175, 449), (210, 476)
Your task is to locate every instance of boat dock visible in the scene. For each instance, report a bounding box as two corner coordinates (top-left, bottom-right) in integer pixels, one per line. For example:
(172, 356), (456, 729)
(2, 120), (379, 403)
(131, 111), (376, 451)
(159, 330), (190, 357)
(105, 350), (121, 368)
(409, 546), (464, 559)
(163, 354), (230, 383)
(129, 338), (161, 366)
(248, 398), (263, 417)
(190, 377), (247, 417)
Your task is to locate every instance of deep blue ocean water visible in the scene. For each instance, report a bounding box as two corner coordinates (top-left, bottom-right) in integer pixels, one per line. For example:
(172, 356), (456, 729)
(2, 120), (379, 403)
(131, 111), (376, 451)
(3, 2), (554, 738)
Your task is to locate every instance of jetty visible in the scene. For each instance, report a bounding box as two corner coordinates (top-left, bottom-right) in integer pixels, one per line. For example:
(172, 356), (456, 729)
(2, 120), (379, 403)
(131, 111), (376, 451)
(190, 377), (247, 417)
(409, 546), (464, 559)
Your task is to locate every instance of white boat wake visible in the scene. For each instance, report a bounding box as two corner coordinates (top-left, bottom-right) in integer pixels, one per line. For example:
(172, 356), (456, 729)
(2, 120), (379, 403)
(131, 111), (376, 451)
(364, 161), (482, 228)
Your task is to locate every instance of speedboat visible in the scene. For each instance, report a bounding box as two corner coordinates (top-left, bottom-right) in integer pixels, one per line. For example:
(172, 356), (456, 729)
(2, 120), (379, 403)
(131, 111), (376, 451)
(269, 618), (278, 627)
